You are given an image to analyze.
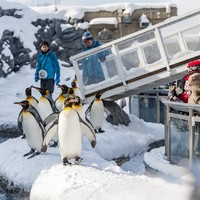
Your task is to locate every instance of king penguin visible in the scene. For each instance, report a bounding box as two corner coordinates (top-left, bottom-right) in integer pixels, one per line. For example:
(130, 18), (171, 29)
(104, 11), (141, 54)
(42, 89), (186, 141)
(85, 92), (107, 133)
(14, 100), (46, 159)
(32, 86), (58, 147)
(42, 97), (96, 165)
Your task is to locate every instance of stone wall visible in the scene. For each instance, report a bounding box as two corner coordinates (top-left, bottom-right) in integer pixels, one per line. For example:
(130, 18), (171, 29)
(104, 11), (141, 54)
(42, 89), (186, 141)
(0, 6), (85, 78)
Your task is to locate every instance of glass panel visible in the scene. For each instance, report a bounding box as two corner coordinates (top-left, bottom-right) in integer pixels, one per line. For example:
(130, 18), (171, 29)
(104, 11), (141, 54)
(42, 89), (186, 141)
(121, 50), (140, 70)
(170, 118), (189, 164)
(139, 96), (157, 123)
(194, 122), (200, 159)
(77, 54), (105, 86)
(77, 49), (113, 86)
(182, 26), (200, 51)
(117, 31), (155, 51)
(105, 59), (118, 78)
(142, 43), (161, 64)
(164, 34), (181, 59)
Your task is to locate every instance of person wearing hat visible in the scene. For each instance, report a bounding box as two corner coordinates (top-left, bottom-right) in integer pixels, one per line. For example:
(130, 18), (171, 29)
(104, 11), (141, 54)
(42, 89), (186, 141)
(80, 31), (108, 85)
(34, 41), (60, 94)
(168, 60), (200, 103)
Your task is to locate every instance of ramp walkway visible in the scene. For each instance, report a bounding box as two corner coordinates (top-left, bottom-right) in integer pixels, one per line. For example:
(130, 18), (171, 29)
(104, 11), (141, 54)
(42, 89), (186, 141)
(70, 9), (200, 103)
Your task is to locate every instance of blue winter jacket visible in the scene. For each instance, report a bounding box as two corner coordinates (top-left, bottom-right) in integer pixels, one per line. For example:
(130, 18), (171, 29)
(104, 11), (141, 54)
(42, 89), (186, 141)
(81, 40), (106, 85)
(35, 51), (60, 81)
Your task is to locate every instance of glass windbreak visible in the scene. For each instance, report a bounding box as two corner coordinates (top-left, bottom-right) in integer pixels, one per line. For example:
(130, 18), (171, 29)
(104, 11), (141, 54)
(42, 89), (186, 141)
(194, 122), (200, 159)
(164, 34), (181, 60)
(139, 96), (157, 123)
(77, 48), (117, 86)
(142, 42), (161, 65)
(170, 117), (189, 165)
(121, 50), (140, 70)
(116, 31), (155, 51)
(182, 25), (200, 51)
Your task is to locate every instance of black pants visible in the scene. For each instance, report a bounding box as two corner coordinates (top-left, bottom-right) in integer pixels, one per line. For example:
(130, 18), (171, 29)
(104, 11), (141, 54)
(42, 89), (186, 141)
(41, 79), (55, 94)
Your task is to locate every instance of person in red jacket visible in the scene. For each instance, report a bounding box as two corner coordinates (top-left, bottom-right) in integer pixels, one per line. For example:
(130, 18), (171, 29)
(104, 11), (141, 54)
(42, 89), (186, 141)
(168, 60), (200, 103)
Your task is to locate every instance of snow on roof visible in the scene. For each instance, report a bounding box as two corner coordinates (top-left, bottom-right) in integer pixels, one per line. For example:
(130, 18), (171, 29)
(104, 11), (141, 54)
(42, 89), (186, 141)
(89, 17), (118, 25)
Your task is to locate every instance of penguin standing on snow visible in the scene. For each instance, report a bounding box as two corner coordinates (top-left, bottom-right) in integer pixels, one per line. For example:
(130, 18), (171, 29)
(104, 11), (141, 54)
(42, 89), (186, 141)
(14, 100), (46, 159)
(42, 97), (96, 165)
(85, 92), (110, 133)
(32, 86), (58, 147)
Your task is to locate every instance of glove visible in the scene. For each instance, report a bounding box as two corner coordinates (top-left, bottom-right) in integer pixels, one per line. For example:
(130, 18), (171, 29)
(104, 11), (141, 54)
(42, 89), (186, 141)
(99, 55), (106, 62)
(34, 75), (39, 82)
(55, 77), (60, 85)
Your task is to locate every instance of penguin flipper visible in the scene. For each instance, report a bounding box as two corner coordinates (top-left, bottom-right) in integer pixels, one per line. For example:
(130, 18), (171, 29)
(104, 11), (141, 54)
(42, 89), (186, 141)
(43, 112), (59, 127)
(17, 110), (23, 135)
(79, 117), (96, 148)
(43, 121), (58, 149)
(85, 101), (94, 117)
(46, 93), (59, 112)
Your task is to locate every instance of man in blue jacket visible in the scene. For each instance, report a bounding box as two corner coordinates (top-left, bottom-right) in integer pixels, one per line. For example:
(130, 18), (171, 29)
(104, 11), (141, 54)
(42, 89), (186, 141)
(81, 32), (107, 85)
(34, 41), (60, 94)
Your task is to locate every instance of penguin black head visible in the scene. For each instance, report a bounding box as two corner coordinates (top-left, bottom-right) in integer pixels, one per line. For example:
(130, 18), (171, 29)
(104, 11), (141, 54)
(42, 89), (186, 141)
(57, 84), (68, 94)
(73, 96), (81, 105)
(95, 91), (103, 99)
(32, 86), (48, 96)
(25, 87), (32, 97)
(14, 100), (30, 110)
(64, 97), (74, 107)
(71, 81), (76, 88)
(68, 87), (74, 96)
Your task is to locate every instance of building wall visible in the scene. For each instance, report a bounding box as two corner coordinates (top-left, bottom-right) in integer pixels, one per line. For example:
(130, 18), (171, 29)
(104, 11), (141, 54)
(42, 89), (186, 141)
(83, 7), (177, 43)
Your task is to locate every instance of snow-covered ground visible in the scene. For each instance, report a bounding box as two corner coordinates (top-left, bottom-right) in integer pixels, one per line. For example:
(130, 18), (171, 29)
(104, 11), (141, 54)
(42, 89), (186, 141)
(0, 1), (199, 199)
(0, 65), (197, 200)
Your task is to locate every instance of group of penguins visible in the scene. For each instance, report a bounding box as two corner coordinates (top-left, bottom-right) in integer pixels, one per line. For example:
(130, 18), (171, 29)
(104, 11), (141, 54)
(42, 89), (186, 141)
(14, 80), (108, 165)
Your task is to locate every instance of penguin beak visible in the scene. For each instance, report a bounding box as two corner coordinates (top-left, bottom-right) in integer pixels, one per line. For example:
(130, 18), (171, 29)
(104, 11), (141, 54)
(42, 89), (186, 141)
(31, 85), (41, 91)
(14, 101), (24, 106)
(14, 101), (21, 105)
(69, 98), (75, 103)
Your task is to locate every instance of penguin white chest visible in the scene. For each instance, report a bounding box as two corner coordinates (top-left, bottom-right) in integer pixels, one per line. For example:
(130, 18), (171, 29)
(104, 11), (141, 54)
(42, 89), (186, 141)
(90, 100), (104, 129)
(58, 108), (82, 159)
(38, 97), (53, 119)
(22, 112), (43, 152)
(55, 95), (66, 111)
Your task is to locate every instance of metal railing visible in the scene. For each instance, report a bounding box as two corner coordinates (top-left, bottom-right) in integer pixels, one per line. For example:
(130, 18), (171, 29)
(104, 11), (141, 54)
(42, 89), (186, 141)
(70, 8), (200, 103)
(161, 98), (200, 167)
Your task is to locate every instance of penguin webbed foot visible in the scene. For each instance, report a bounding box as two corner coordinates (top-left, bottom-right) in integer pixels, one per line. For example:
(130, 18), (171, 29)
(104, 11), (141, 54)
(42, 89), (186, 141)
(75, 157), (83, 165)
(24, 149), (35, 157)
(41, 144), (48, 153)
(27, 152), (40, 159)
(95, 128), (105, 133)
(21, 134), (26, 139)
(49, 141), (58, 148)
(63, 158), (71, 166)
(91, 140), (96, 148)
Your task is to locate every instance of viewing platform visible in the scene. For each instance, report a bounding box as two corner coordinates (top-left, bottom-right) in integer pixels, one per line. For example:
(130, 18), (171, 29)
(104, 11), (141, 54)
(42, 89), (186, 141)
(70, 8), (200, 103)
